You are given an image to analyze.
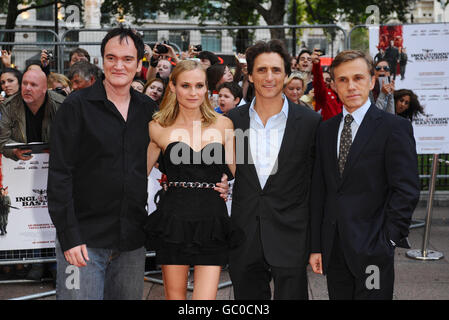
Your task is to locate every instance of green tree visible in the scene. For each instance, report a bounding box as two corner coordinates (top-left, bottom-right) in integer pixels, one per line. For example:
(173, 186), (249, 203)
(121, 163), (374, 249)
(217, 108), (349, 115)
(304, 0), (412, 25)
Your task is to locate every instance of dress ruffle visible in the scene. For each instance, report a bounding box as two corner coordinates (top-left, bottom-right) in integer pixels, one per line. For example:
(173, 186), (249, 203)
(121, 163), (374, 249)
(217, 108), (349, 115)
(144, 207), (244, 254)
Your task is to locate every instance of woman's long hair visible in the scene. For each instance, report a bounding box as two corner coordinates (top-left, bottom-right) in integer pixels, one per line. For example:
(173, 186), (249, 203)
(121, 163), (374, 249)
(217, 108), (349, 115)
(394, 89), (425, 121)
(153, 60), (217, 127)
(1, 68), (23, 96)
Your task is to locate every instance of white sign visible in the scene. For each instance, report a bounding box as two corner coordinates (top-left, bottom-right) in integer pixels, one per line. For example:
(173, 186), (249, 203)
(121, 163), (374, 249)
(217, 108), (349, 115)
(0, 154), (55, 250)
(369, 24), (449, 154)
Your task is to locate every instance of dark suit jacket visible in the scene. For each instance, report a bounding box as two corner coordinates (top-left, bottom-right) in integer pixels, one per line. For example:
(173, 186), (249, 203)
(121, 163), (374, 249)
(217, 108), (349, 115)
(310, 104), (420, 277)
(227, 100), (321, 268)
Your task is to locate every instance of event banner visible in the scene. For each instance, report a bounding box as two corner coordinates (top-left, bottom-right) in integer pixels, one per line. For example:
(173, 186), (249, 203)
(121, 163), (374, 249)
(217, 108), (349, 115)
(0, 154), (55, 250)
(369, 24), (449, 154)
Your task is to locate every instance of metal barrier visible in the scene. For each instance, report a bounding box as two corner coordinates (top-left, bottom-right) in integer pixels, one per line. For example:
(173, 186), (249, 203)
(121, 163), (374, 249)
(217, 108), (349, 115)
(1, 250), (157, 300)
(1, 24), (348, 74)
(407, 155), (446, 261)
(0, 29), (62, 73)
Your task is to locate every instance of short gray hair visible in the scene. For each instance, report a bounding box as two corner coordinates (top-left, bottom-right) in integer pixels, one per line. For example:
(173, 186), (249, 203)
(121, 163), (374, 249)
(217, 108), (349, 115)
(68, 61), (100, 81)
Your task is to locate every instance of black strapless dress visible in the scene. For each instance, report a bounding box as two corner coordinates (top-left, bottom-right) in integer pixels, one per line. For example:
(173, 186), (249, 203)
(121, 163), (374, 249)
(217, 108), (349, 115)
(145, 141), (239, 266)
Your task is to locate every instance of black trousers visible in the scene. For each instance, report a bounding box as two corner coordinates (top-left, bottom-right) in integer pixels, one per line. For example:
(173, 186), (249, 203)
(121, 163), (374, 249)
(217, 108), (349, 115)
(326, 229), (394, 300)
(229, 220), (308, 300)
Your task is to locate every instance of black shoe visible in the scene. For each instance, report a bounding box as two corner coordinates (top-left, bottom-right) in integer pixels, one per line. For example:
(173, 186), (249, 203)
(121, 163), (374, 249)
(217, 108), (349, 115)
(26, 263), (45, 281)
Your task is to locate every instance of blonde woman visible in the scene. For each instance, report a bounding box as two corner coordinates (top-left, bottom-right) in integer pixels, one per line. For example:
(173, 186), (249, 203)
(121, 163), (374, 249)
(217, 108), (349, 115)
(283, 72), (312, 109)
(47, 72), (72, 96)
(146, 60), (237, 300)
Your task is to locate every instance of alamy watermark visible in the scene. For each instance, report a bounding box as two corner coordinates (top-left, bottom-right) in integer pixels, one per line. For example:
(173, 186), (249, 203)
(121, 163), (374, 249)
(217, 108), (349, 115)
(165, 121), (280, 176)
(365, 265), (380, 290)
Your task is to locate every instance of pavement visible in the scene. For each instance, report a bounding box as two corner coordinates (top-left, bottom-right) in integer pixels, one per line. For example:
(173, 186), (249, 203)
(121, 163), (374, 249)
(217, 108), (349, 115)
(0, 204), (448, 300)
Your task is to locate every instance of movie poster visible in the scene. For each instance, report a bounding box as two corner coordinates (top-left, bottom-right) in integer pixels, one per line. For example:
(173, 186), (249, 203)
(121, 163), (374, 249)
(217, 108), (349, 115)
(0, 153), (55, 250)
(369, 24), (449, 154)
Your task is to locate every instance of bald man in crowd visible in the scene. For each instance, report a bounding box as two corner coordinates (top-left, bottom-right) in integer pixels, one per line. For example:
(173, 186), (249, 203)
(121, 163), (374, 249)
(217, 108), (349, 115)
(0, 69), (65, 160)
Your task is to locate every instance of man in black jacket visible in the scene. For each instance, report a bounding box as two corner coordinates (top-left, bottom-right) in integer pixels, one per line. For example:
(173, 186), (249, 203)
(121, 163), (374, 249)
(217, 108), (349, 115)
(309, 50), (419, 299)
(227, 40), (321, 300)
(48, 27), (156, 300)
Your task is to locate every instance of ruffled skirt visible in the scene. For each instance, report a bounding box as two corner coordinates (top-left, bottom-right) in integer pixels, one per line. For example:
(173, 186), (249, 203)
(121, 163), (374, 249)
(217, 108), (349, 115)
(144, 188), (243, 266)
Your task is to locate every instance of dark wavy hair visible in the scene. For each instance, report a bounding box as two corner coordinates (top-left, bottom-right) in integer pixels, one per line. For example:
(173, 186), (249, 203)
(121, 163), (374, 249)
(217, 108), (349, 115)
(245, 40), (291, 76)
(206, 64), (228, 91)
(394, 89), (425, 121)
(0, 68), (23, 95)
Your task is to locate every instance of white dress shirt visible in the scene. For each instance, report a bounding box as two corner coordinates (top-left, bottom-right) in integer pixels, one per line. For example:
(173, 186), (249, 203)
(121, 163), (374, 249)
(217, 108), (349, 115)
(249, 96), (289, 189)
(337, 99), (371, 157)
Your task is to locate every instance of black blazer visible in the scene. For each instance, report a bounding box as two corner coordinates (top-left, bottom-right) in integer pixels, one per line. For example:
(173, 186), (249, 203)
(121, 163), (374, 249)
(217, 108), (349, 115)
(227, 100), (321, 268)
(310, 104), (420, 277)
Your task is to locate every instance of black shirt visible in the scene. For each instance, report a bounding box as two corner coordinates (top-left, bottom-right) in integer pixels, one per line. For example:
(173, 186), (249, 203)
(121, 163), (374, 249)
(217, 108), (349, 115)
(47, 80), (157, 252)
(24, 95), (47, 142)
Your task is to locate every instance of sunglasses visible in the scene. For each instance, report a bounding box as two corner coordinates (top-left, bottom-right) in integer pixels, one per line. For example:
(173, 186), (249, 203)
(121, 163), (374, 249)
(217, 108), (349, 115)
(375, 66), (390, 71)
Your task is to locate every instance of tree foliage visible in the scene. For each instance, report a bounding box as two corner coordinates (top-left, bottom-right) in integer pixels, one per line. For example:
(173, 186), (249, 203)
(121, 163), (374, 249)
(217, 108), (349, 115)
(304, 0), (412, 25)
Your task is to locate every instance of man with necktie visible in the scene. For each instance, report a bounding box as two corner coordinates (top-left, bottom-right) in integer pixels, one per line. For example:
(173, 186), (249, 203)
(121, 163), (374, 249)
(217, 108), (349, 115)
(309, 50), (420, 299)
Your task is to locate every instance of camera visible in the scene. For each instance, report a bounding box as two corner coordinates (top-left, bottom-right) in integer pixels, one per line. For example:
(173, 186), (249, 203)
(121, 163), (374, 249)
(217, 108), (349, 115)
(156, 41), (169, 54)
(314, 48), (325, 56)
(46, 49), (54, 61)
(53, 87), (68, 96)
(194, 44), (202, 52)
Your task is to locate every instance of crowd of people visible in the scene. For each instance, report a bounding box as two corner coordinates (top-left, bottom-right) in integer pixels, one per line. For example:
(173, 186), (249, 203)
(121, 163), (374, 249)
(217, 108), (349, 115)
(0, 26), (424, 300)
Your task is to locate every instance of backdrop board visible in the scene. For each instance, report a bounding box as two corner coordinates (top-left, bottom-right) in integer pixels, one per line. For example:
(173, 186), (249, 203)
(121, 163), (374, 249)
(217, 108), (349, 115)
(369, 24), (449, 154)
(0, 153), (55, 250)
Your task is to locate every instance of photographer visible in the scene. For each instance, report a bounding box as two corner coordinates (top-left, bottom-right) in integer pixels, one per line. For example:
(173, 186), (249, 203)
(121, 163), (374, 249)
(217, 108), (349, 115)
(311, 48), (342, 120)
(145, 41), (179, 82)
(370, 59), (395, 114)
(41, 47), (91, 76)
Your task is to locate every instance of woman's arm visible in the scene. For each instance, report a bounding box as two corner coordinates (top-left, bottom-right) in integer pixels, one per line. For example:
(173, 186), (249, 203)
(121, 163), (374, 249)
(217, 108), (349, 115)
(147, 121), (162, 176)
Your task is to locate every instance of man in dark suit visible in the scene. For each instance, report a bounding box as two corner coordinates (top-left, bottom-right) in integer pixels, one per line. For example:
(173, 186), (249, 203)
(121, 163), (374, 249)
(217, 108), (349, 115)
(227, 40), (321, 300)
(385, 40), (399, 80)
(309, 50), (420, 299)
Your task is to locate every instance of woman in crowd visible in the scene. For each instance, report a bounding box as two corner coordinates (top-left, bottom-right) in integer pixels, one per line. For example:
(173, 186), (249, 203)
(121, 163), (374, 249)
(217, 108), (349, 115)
(47, 72), (72, 96)
(0, 68), (22, 103)
(144, 78), (165, 106)
(206, 64), (234, 93)
(146, 59), (237, 300)
(394, 89), (425, 121)
(283, 72), (311, 109)
(206, 64), (235, 109)
(131, 79), (145, 93)
(370, 58), (395, 114)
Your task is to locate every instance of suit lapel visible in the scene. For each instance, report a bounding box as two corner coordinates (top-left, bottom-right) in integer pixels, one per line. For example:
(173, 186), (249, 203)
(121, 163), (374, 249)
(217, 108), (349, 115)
(237, 105), (262, 191)
(340, 104), (383, 184)
(263, 101), (301, 191)
(328, 113), (342, 185)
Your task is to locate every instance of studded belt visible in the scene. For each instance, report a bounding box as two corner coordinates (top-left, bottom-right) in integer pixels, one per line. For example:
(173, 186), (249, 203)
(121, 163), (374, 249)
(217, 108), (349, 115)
(161, 181), (217, 189)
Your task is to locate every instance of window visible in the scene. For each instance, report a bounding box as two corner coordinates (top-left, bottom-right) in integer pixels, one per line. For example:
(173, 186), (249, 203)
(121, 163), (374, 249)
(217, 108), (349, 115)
(169, 31), (190, 52)
(37, 30), (56, 44)
(36, 5), (54, 21)
(143, 12), (157, 20)
(202, 33), (221, 52)
(143, 30), (158, 44)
